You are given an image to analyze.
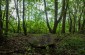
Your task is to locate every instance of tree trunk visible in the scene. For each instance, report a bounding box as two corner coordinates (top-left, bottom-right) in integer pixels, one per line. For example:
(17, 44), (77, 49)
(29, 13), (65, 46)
(81, 1), (85, 31)
(5, 0), (9, 36)
(69, 13), (72, 32)
(43, 0), (52, 33)
(0, 0), (4, 45)
(14, 0), (20, 33)
(0, 0), (3, 37)
(44, 0), (68, 34)
(81, 17), (85, 31)
(73, 17), (76, 33)
(23, 0), (27, 35)
(78, 13), (82, 31)
(52, 0), (66, 34)
(62, 0), (68, 33)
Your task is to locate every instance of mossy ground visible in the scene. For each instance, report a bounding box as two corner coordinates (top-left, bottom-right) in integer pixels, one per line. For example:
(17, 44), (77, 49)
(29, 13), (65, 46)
(0, 33), (85, 55)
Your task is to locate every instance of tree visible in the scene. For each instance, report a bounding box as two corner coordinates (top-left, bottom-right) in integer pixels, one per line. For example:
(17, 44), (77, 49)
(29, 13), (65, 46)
(0, 0), (4, 45)
(5, 0), (9, 36)
(69, 12), (72, 32)
(23, 0), (27, 35)
(14, 0), (21, 33)
(0, 0), (84, 34)
(81, 0), (85, 31)
(61, 0), (69, 33)
(43, 0), (51, 32)
(44, 0), (66, 34)
(0, 0), (3, 37)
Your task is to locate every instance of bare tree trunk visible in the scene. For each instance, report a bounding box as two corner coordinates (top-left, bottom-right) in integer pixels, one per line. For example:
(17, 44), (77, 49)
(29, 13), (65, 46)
(62, 0), (68, 33)
(73, 16), (76, 33)
(69, 13), (72, 32)
(0, 0), (4, 45)
(81, 1), (85, 31)
(23, 0), (27, 35)
(52, 0), (66, 34)
(5, 0), (9, 36)
(81, 17), (85, 31)
(44, 0), (66, 34)
(0, 0), (3, 37)
(14, 0), (20, 33)
(52, 0), (58, 33)
(43, 0), (52, 33)
(78, 12), (82, 31)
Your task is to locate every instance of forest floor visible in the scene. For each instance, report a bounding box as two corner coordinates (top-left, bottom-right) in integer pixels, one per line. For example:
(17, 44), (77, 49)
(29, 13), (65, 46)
(0, 33), (85, 55)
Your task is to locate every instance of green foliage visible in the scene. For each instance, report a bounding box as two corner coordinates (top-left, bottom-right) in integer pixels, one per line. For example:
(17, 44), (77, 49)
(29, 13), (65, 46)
(56, 34), (85, 55)
(1, 0), (85, 34)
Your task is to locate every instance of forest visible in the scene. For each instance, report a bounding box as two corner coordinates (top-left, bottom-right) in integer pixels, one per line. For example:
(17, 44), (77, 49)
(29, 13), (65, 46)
(0, 0), (85, 55)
